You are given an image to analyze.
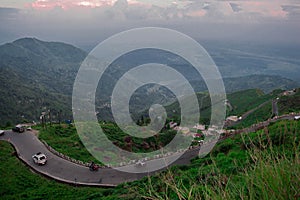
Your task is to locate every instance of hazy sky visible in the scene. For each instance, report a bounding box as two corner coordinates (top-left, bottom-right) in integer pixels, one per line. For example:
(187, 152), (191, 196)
(1, 0), (300, 47)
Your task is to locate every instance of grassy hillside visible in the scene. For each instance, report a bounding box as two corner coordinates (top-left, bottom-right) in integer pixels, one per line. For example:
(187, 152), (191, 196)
(1, 119), (299, 199)
(278, 88), (300, 115)
(134, 119), (300, 199)
(0, 38), (299, 126)
(227, 89), (280, 116)
(0, 38), (86, 125)
(223, 75), (298, 93)
(164, 88), (280, 125)
(38, 123), (180, 164)
(0, 141), (127, 200)
(165, 88), (300, 130)
(231, 103), (273, 129)
(229, 88), (300, 129)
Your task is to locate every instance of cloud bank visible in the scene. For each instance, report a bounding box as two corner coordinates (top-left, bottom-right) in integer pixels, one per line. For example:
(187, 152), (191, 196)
(0, 0), (299, 45)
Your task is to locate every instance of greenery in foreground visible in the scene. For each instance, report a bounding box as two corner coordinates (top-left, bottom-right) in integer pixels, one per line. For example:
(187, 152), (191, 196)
(133, 120), (300, 199)
(37, 123), (179, 164)
(37, 124), (100, 164)
(1, 119), (299, 199)
(0, 141), (122, 200)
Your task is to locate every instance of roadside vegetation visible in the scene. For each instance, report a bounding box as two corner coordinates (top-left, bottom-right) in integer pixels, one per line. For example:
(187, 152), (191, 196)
(278, 88), (300, 115)
(133, 119), (300, 199)
(37, 124), (100, 164)
(230, 102), (273, 129)
(226, 89), (280, 116)
(0, 141), (122, 200)
(165, 89), (281, 126)
(37, 123), (180, 164)
(1, 119), (299, 199)
(228, 89), (300, 129)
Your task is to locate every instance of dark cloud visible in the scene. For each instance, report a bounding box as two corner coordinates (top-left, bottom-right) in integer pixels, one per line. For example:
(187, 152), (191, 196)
(229, 3), (242, 12)
(282, 5), (300, 19)
(0, 7), (19, 18)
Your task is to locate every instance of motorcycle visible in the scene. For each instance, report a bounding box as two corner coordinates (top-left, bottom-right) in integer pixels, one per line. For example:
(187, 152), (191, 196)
(89, 162), (99, 171)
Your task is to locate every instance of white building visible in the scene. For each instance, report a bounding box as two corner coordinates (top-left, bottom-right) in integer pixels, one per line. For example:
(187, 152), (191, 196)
(193, 124), (206, 131)
(226, 116), (239, 122)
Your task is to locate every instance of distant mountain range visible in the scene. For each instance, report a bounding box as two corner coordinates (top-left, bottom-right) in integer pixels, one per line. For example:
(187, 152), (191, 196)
(0, 38), (299, 125)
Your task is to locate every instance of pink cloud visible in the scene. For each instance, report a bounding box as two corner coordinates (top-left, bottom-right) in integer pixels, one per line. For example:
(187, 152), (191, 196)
(240, 1), (287, 18)
(28, 0), (290, 21)
(186, 9), (206, 17)
(30, 0), (118, 10)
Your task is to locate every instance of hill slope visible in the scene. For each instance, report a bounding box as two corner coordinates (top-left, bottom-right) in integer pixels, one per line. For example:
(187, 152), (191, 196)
(0, 38), (299, 125)
(0, 119), (299, 199)
(0, 38), (86, 125)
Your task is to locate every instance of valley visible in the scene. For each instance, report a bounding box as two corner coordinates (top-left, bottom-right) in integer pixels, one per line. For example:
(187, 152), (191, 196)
(0, 38), (299, 126)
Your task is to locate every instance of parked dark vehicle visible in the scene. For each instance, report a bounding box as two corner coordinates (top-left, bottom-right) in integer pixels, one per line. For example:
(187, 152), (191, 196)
(12, 125), (25, 133)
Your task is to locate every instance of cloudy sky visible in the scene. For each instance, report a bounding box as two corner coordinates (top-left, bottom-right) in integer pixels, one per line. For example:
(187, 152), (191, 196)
(1, 0), (300, 47)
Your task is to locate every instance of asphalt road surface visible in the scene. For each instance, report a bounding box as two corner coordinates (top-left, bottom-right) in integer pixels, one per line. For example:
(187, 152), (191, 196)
(0, 130), (205, 187)
(272, 99), (279, 116)
(0, 113), (297, 187)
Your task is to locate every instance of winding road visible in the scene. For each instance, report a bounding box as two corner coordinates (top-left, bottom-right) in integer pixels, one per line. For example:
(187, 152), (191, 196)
(0, 130), (203, 187)
(0, 113), (298, 187)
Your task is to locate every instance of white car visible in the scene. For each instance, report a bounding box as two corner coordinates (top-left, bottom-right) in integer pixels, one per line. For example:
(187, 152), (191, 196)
(32, 152), (47, 165)
(135, 160), (146, 167)
(294, 116), (300, 120)
(197, 140), (204, 145)
(0, 130), (4, 136)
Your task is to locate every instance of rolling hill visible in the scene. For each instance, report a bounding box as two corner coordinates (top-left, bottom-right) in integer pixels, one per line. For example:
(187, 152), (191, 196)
(0, 38), (299, 126)
(0, 38), (87, 125)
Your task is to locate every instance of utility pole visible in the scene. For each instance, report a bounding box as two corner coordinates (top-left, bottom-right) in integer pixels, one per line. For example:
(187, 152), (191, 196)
(58, 109), (62, 124)
(48, 109), (52, 126)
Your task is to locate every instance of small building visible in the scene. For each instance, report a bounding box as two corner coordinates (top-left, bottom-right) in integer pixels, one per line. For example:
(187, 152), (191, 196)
(226, 116), (239, 122)
(169, 122), (178, 129)
(282, 89), (296, 96)
(202, 130), (213, 136)
(193, 124), (205, 131)
(193, 133), (203, 138)
(173, 126), (182, 131)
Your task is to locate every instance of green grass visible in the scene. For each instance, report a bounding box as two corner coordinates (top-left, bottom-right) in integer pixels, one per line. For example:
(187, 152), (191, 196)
(228, 89), (300, 129)
(1, 120), (299, 199)
(230, 102), (273, 129)
(165, 89), (280, 125)
(278, 88), (300, 115)
(134, 120), (300, 199)
(38, 124), (100, 164)
(37, 123), (181, 165)
(0, 141), (129, 200)
(227, 89), (279, 116)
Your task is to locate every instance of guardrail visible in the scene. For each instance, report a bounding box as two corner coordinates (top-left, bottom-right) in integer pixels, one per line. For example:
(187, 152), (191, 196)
(41, 140), (95, 168)
(41, 112), (300, 168)
(221, 112), (300, 140)
(41, 139), (202, 168)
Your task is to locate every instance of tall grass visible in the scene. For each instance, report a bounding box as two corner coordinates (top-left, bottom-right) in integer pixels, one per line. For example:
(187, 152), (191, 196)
(137, 120), (300, 200)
